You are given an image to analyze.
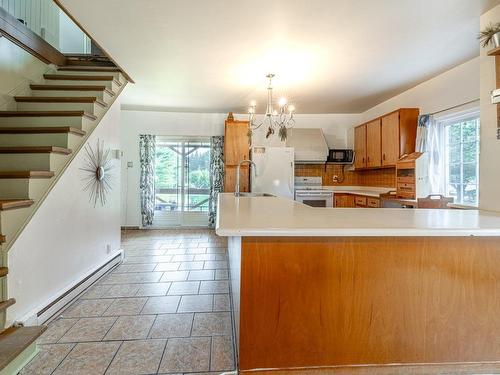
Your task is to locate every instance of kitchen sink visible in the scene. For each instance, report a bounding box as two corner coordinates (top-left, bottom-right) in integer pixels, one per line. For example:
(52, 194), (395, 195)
(235, 192), (275, 197)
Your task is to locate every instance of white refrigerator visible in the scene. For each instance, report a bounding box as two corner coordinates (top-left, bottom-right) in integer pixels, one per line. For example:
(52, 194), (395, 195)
(251, 147), (295, 199)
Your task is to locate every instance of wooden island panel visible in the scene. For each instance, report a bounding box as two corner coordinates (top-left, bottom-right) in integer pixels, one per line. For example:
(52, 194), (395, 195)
(237, 236), (500, 372)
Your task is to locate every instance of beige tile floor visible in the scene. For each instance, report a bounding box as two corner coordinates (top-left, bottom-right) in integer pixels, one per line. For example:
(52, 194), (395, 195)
(20, 229), (235, 375)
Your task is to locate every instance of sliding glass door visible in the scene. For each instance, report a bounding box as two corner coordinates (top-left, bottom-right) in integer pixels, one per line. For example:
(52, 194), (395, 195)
(153, 137), (210, 227)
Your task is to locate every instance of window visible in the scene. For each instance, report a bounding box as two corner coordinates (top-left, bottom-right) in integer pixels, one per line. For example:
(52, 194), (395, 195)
(442, 114), (480, 206)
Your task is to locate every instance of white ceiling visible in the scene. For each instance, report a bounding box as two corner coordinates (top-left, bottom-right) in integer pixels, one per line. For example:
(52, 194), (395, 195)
(60, 0), (497, 114)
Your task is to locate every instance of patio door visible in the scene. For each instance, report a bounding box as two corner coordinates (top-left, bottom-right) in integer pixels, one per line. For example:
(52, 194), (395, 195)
(153, 137), (210, 227)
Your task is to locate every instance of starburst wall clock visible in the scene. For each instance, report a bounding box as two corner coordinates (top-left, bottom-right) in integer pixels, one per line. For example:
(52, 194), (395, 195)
(80, 139), (114, 207)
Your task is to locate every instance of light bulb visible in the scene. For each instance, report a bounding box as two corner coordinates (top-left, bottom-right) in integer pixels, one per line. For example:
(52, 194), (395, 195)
(248, 107), (255, 114)
(279, 97), (287, 107)
(288, 105), (295, 112)
(250, 100), (257, 107)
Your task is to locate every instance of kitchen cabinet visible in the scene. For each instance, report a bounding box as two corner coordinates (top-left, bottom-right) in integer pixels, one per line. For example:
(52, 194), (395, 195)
(224, 166), (249, 193)
(366, 119), (382, 168)
(224, 113), (250, 192)
(367, 197), (380, 208)
(334, 194), (355, 208)
(354, 195), (367, 207)
(354, 125), (367, 169)
(354, 108), (419, 170)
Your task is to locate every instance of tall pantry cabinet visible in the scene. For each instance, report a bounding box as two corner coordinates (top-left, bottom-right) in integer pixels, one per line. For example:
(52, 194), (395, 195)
(223, 113), (250, 192)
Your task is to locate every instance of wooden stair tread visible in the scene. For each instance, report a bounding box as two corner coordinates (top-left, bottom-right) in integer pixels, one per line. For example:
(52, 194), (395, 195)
(0, 235), (5, 244)
(43, 74), (121, 86)
(0, 326), (47, 370)
(0, 268), (7, 277)
(14, 96), (107, 107)
(44, 73), (114, 81)
(30, 84), (115, 96)
(0, 127), (85, 136)
(58, 66), (121, 72)
(0, 111), (97, 120)
(0, 299), (15, 311)
(0, 146), (72, 155)
(0, 171), (55, 179)
(0, 200), (34, 210)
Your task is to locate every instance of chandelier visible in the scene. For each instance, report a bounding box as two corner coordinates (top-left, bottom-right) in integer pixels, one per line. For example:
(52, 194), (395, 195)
(248, 73), (296, 141)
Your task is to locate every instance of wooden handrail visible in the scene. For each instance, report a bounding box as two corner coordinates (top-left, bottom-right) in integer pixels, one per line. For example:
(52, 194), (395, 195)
(0, 6), (66, 66)
(52, 0), (134, 83)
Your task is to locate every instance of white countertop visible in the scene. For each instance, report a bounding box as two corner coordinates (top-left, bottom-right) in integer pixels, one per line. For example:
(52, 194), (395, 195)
(322, 186), (394, 197)
(215, 193), (500, 237)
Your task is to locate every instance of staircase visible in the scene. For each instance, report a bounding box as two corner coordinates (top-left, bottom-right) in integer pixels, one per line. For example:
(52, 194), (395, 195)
(0, 60), (128, 373)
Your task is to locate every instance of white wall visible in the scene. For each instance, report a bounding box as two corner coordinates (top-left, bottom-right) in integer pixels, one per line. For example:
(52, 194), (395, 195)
(360, 57), (480, 122)
(0, 36), (51, 110)
(479, 6), (500, 212)
(7, 99), (122, 325)
(58, 12), (90, 54)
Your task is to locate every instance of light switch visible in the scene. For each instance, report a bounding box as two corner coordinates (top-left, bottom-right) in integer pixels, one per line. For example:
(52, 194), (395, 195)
(127, 161), (133, 168)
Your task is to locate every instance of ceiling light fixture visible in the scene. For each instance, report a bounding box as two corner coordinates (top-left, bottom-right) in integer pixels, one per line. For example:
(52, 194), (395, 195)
(248, 73), (296, 141)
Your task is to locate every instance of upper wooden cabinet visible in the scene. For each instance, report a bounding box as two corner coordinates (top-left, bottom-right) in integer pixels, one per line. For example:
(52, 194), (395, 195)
(381, 111), (400, 166)
(224, 117), (250, 166)
(354, 108), (419, 170)
(354, 125), (367, 169)
(366, 119), (382, 168)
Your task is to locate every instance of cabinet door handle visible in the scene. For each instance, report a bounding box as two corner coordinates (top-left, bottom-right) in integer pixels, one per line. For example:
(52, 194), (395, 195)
(383, 153), (386, 161)
(367, 156), (370, 163)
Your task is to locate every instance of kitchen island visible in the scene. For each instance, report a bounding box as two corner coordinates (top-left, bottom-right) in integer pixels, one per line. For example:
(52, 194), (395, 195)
(216, 193), (500, 374)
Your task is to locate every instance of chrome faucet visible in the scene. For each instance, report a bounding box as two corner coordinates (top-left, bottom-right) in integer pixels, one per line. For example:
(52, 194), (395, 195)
(235, 159), (257, 196)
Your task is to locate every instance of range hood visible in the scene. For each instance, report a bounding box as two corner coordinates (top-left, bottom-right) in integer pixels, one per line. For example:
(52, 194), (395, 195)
(286, 128), (329, 164)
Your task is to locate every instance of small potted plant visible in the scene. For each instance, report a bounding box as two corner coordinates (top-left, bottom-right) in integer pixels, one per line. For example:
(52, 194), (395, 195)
(479, 22), (500, 49)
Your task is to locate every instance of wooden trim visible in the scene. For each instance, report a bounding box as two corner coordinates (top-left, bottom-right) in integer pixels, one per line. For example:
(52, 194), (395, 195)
(58, 67), (121, 72)
(0, 146), (72, 155)
(0, 171), (55, 179)
(0, 126), (85, 136)
(0, 200), (34, 210)
(0, 298), (15, 311)
(0, 268), (8, 278)
(0, 235), (5, 244)
(51, 0), (134, 83)
(0, 111), (97, 120)
(30, 84), (115, 96)
(0, 6), (66, 66)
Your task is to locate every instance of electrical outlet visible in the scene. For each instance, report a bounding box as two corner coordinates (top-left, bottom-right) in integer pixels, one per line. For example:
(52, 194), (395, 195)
(127, 161), (133, 168)
(332, 175), (339, 183)
(106, 244), (111, 254)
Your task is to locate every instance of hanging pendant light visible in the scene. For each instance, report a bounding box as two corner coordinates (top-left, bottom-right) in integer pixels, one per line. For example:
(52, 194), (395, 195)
(248, 74), (296, 141)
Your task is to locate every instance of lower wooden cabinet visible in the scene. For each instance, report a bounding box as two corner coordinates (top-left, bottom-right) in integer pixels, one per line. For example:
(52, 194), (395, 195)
(335, 194), (380, 208)
(334, 194), (355, 208)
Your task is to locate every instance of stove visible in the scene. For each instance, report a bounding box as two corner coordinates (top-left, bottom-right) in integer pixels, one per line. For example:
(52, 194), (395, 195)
(294, 177), (334, 207)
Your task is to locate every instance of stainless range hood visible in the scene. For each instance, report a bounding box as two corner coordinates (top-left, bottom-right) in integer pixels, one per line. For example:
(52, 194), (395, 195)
(285, 128), (329, 164)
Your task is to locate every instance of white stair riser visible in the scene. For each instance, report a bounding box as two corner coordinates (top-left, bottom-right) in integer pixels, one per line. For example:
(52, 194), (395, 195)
(0, 178), (51, 200)
(30, 90), (114, 104)
(0, 153), (68, 173)
(44, 79), (121, 92)
(0, 116), (93, 129)
(16, 102), (105, 117)
(0, 206), (33, 249)
(57, 70), (125, 84)
(0, 133), (83, 149)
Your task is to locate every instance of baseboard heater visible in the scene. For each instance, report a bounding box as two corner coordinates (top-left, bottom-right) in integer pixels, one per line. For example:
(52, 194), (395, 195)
(35, 253), (122, 325)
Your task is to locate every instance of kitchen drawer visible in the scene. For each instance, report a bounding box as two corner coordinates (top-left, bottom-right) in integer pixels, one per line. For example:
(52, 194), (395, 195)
(354, 196), (367, 206)
(397, 177), (415, 184)
(367, 197), (380, 208)
(397, 183), (415, 192)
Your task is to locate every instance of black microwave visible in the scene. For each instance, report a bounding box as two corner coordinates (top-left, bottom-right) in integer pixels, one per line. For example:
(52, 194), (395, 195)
(327, 149), (354, 164)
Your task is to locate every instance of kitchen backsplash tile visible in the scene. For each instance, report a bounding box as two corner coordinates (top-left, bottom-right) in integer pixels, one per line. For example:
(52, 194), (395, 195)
(295, 164), (395, 188)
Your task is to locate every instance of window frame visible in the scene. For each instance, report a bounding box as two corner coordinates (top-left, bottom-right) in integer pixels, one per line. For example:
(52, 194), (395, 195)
(436, 109), (480, 207)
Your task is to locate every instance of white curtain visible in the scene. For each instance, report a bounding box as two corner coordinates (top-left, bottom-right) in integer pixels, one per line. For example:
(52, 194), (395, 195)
(417, 114), (445, 195)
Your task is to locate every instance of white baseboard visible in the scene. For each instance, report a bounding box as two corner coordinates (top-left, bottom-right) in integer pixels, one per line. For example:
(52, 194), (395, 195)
(18, 250), (123, 326)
